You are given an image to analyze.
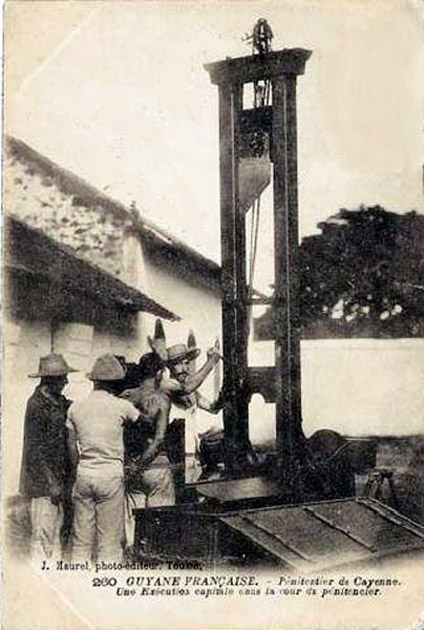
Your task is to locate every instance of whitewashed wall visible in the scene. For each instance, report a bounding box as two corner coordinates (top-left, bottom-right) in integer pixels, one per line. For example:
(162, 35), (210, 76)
(248, 338), (424, 444)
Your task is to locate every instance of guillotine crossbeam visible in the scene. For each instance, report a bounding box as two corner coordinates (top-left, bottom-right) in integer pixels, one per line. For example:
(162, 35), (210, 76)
(205, 49), (312, 85)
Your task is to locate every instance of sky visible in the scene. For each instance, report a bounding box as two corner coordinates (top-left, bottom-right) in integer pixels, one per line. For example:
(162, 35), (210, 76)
(5, 0), (424, 292)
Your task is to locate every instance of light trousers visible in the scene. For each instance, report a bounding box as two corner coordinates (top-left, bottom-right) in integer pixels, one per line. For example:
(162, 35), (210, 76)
(125, 455), (175, 548)
(30, 496), (63, 562)
(71, 471), (125, 562)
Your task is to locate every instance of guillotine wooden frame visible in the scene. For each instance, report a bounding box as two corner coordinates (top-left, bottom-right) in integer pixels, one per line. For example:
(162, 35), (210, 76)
(205, 49), (312, 492)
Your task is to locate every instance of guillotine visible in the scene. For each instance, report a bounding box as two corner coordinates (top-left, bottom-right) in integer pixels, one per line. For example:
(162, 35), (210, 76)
(204, 44), (311, 498)
(133, 27), (424, 567)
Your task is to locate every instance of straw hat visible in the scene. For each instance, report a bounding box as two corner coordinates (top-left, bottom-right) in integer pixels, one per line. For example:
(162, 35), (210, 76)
(86, 354), (126, 381)
(167, 344), (200, 366)
(28, 354), (78, 378)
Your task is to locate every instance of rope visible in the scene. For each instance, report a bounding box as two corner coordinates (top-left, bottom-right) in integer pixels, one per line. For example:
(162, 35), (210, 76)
(247, 193), (262, 335)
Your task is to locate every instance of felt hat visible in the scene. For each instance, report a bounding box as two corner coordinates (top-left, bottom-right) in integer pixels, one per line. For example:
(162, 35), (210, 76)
(86, 354), (125, 381)
(167, 344), (201, 366)
(28, 354), (78, 378)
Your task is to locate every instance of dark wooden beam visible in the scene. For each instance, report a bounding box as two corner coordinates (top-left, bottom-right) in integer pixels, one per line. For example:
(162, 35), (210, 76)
(234, 84), (250, 460)
(247, 297), (274, 306)
(205, 49), (312, 85)
(272, 74), (303, 493)
(218, 83), (250, 471)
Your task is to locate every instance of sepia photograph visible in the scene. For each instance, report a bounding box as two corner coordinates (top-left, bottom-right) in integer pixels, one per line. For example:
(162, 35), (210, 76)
(2, 1), (424, 628)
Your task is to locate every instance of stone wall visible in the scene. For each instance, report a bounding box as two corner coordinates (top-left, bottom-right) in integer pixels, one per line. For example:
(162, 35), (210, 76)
(4, 140), (133, 279)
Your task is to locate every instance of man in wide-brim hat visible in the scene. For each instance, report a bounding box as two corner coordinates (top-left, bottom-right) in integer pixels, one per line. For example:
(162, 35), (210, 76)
(20, 354), (78, 561)
(166, 344), (201, 367)
(66, 354), (140, 562)
(165, 342), (220, 395)
(165, 342), (224, 483)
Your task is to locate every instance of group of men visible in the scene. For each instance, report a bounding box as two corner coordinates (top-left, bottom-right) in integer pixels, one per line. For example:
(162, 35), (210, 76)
(20, 330), (223, 563)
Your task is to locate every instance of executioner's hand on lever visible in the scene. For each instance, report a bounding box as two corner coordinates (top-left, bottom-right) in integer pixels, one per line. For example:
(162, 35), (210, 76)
(206, 338), (221, 362)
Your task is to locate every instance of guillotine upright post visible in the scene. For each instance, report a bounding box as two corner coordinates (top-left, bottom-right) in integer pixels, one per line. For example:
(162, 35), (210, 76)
(205, 49), (312, 489)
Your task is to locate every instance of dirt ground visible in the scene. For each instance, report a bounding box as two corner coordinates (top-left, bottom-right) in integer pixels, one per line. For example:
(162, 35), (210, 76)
(367, 434), (424, 525)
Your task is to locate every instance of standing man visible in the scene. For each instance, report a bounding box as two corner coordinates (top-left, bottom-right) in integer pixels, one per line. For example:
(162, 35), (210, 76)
(166, 342), (223, 482)
(121, 351), (174, 533)
(20, 354), (78, 561)
(66, 354), (139, 562)
(121, 331), (221, 504)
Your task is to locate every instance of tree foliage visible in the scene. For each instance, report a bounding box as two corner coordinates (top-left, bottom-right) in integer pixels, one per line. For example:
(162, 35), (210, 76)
(255, 206), (424, 339)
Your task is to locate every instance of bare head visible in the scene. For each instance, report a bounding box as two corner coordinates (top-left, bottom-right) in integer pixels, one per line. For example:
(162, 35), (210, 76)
(137, 352), (165, 388)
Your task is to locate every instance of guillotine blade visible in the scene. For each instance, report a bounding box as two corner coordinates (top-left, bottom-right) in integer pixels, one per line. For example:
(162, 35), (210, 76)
(239, 157), (271, 213)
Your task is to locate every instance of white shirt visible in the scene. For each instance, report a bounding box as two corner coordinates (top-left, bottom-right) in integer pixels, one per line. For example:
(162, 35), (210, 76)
(67, 390), (139, 475)
(169, 390), (222, 455)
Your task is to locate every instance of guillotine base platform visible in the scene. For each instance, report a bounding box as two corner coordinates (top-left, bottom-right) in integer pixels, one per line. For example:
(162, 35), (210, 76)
(133, 489), (424, 572)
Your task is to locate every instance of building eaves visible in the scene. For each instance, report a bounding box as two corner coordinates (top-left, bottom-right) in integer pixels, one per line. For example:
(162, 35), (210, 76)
(5, 214), (179, 321)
